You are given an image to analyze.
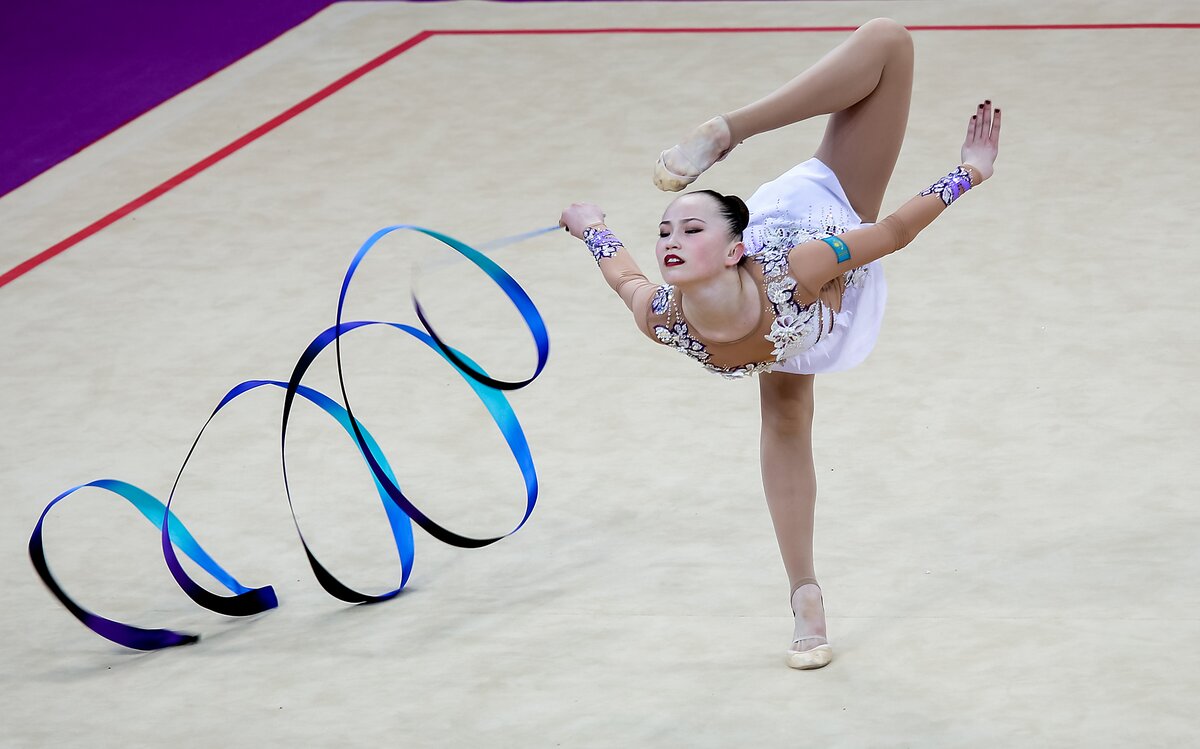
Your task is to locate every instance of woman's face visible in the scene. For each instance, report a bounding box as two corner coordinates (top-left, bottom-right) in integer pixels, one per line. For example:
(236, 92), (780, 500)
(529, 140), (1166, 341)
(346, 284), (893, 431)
(656, 194), (743, 286)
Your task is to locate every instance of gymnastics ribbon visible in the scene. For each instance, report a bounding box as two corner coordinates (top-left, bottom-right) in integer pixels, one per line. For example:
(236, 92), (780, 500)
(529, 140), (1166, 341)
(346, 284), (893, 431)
(29, 224), (558, 650)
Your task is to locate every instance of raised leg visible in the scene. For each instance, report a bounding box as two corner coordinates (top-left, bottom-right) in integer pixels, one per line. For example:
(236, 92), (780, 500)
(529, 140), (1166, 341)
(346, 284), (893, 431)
(723, 18), (914, 221)
(758, 370), (830, 667)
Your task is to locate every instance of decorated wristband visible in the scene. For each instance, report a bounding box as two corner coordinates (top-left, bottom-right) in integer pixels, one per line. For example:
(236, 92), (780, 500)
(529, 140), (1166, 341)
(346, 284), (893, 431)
(919, 166), (976, 207)
(582, 225), (623, 263)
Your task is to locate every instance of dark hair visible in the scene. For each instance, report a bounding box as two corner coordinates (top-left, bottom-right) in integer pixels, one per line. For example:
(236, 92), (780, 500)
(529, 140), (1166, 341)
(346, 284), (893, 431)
(690, 189), (749, 239)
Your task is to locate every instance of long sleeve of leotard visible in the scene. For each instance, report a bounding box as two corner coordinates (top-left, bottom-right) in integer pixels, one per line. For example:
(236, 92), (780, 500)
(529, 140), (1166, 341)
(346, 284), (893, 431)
(585, 224), (660, 338)
(786, 167), (978, 304)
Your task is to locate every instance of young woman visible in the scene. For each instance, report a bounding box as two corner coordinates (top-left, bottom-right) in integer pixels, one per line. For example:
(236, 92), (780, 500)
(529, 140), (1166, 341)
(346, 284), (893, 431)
(559, 18), (1000, 669)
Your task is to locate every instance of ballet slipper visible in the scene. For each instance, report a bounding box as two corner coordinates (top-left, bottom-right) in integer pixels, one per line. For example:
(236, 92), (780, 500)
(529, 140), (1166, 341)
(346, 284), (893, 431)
(653, 115), (735, 192)
(786, 580), (833, 670)
(786, 637), (833, 670)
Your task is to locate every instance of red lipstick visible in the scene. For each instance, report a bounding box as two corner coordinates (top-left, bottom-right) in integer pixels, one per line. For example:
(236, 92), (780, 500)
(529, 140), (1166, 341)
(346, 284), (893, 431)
(664, 254), (684, 267)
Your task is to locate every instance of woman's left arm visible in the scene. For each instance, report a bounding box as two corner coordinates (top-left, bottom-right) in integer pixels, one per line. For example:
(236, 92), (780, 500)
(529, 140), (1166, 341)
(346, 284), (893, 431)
(789, 103), (1001, 303)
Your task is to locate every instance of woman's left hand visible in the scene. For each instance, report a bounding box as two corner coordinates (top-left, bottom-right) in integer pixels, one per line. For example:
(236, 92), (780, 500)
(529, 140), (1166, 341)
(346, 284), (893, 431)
(961, 100), (1001, 182)
(559, 202), (607, 239)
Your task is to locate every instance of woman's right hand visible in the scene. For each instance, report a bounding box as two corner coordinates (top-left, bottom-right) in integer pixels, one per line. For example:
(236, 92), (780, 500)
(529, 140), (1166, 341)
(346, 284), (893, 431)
(961, 100), (1001, 182)
(559, 202), (607, 240)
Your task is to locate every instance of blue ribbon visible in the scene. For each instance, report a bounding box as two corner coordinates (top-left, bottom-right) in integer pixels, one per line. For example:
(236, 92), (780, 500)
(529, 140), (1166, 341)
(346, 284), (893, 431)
(29, 224), (555, 650)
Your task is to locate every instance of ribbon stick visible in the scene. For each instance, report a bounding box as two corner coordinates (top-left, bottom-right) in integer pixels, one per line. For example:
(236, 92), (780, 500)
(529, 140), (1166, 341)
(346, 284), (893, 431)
(29, 225), (551, 650)
(420, 224), (560, 270)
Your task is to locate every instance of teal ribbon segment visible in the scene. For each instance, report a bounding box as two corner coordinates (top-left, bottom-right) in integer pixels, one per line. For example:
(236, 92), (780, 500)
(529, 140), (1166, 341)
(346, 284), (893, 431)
(29, 224), (551, 650)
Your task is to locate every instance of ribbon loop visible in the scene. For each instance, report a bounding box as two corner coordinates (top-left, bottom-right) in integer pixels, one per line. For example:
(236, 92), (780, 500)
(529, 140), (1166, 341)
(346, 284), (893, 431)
(29, 225), (551, 650)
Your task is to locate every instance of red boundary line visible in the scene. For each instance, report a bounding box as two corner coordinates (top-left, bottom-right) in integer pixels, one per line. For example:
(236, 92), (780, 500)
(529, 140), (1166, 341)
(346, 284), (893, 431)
(3, 22), (1198, 289)
(0, 29), (432, 289)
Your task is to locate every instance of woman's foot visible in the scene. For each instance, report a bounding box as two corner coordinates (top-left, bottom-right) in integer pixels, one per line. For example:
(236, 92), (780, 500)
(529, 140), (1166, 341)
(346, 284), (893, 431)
(786, 582), (833, 670)
(653, 115), (735, 191)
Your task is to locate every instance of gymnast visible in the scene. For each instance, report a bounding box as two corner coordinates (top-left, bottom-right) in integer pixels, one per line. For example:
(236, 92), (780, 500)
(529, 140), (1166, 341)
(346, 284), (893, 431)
(558, 18), (1001, 669)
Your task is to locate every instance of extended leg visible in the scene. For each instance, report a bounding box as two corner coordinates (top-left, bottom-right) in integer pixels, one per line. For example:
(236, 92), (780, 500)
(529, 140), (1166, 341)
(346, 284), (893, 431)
(725, 18), (913, 221)
(657, 18), (913, 221)
(758, 371), (832, 668)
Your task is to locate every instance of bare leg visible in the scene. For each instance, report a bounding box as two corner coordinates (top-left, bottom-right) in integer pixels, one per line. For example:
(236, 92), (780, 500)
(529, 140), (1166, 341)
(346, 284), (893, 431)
(759, 371), (831, 668)
(720, 17), (916, 220)
(723, 18), (913, 221)
(811, 21), (913, 222)
(660, 19), (914, 220)
(759, 372), (818, 587)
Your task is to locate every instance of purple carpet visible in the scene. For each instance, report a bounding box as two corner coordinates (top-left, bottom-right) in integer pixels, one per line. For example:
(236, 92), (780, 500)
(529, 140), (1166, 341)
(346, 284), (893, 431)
(0, 0), (767, 199)
(0, 0), (348, 198)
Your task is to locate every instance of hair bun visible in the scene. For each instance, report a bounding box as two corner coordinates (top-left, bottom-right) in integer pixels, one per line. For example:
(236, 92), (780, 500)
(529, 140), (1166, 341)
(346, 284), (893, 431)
(690, 189), (750, 238)
(724, 194), (750, 235)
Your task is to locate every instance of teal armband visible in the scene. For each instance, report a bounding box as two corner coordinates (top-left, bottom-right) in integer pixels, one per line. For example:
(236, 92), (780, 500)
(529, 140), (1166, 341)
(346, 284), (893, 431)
(821, 235), (851, 264)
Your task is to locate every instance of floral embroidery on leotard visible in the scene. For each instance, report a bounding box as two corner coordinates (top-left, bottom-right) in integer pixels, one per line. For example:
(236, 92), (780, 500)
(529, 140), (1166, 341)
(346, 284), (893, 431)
(766, 313), (819, 359)
(714, 361), (777, 379)
(652, 298), (778, 378)
(749, 218), (870, 361)
(650, 284), (672, 315)
(653, 320), (712, 365)
(766, 276), (797, 305)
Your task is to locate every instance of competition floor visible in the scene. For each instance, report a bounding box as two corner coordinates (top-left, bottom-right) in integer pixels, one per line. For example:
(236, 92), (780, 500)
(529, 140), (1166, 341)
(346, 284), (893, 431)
(3, 1), (1198, 746)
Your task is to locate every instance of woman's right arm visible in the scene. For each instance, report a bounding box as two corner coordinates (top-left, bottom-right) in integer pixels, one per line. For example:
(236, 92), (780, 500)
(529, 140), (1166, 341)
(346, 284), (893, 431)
(559, 203), (660, 338)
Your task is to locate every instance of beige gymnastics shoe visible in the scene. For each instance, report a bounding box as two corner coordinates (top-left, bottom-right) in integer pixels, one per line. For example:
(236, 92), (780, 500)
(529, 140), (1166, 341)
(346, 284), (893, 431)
(652, 115), (735, 191)
(786, 580), (833, 670)
(786, 637), (834, 670)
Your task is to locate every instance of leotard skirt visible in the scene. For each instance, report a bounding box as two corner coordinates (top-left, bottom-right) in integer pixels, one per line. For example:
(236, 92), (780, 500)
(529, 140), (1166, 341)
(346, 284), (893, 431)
(743, 157), (888, 375)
